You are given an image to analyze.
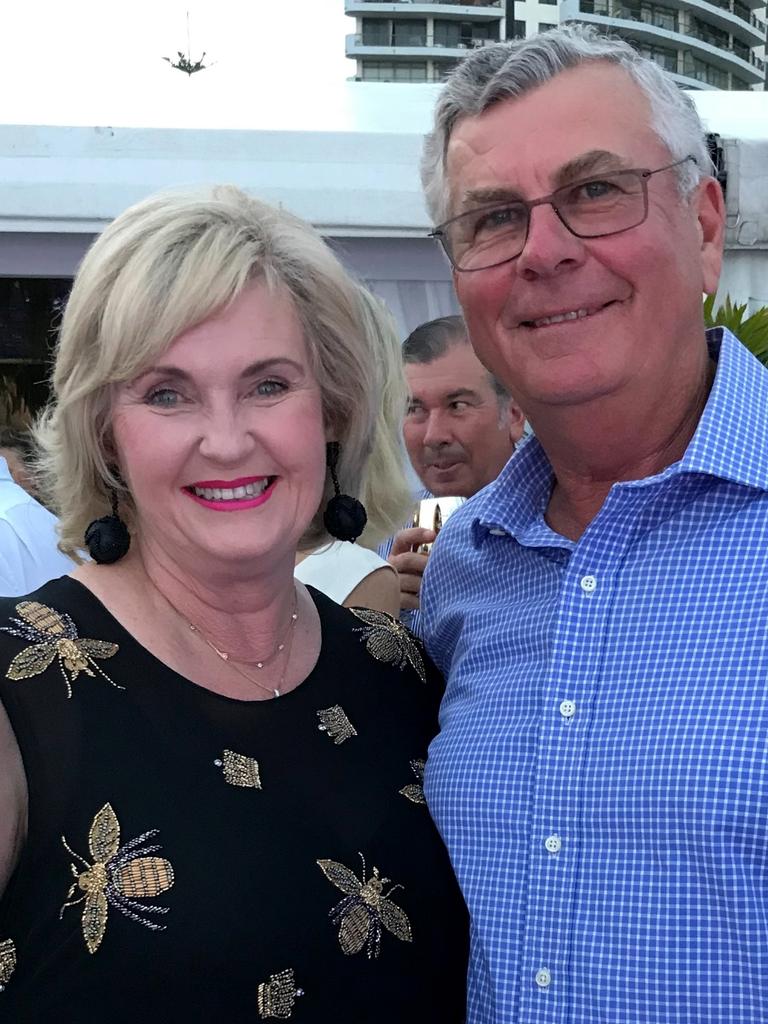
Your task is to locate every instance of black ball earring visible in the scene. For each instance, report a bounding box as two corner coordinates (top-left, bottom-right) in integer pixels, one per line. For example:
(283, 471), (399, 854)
(84, 488), (131, 564)
(323, 441), (367, 543)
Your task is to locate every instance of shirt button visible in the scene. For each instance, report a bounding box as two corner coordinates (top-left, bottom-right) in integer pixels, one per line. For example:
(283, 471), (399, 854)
(544, 834), (562, 854)
(488, 527), (508, 536)
(535, 967), (552, 989)
(580, 574), (597, 594)
(559, 699), (576, 720)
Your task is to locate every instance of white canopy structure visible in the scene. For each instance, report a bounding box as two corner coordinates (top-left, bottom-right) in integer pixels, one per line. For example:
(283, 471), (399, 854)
(1, 83), (766, 335)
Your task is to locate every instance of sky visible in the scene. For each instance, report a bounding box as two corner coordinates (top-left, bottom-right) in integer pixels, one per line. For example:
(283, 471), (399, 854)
(0, 0), (355, 129)
(0, 2), (765, 135)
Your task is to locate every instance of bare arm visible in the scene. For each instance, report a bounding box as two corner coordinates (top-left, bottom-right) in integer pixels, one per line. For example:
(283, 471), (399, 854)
(0, 702), (27, 899)
(386, 527), (436, 612)
(343, 565), (401, 618)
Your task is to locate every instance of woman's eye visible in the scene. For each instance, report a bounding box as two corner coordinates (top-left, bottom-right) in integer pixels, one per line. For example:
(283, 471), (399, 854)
(254, 379), (287, 398)
(146, 388), (182, 408)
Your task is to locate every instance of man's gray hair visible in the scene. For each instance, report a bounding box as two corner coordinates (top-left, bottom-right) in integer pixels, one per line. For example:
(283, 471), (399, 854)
(422, 24), (712, 226)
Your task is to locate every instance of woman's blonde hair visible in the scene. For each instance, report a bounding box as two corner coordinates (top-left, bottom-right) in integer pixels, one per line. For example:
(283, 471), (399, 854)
(36, 186), (381, 556)
(353, 288), (414, 550)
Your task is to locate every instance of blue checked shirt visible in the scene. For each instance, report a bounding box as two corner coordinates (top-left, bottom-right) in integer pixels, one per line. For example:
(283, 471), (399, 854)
(421, 329), (768, 1024)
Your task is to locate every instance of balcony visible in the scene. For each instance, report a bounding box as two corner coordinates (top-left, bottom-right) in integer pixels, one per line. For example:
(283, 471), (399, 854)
(346, 31), (499, 59)
(689, 0), (767, 43)
(345, 0), (503, 17)
(566, 0), (765, 84)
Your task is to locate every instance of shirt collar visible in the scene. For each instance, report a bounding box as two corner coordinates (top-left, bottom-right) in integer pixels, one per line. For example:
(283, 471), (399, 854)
(471, 328), (768, 547)
(0, 456), (12, 484)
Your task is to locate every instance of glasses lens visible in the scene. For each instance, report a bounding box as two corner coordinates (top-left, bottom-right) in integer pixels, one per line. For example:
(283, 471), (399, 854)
(555, 170), (646, 238)
(445, 202), (529, 271)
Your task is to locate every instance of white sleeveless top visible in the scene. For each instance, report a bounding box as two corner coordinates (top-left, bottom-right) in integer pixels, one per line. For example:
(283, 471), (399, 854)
(294, 541), (394, 605)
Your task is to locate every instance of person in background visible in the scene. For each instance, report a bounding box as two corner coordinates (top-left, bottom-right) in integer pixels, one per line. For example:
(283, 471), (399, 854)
(294, 288), (413, 616)
(0, 185), (468, 1021)
(384, 316), (525, 623)
(0, 427), (74, 596)
(419, 24), (767, 1024)
(0, 428), (38, 498)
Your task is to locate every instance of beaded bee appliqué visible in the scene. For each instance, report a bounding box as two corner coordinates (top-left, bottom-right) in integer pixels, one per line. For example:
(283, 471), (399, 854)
(1, 601), (121, 699)
(60, 803), (174, 953)
(350, 608), (426, 684)
(317, 853), (412, 958)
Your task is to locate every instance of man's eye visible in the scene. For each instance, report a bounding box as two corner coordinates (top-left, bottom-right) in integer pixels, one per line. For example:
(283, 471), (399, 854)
(450, 400), (470, 412)
(473, 205), (525, 237)
(573, 179), (622, 202)
(146, 388), (182, 408)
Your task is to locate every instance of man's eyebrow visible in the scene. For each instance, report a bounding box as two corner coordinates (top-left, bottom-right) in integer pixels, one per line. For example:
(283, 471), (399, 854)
(458, 151), (631, 213)
(445, 389), (480, 403)
(553, 150), (630, 188)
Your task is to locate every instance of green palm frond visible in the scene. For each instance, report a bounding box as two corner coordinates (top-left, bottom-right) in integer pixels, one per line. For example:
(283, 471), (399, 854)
(703, 295), (768, 367)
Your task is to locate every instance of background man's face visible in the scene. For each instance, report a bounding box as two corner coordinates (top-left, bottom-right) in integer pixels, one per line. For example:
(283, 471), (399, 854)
(444, 62), (724, 417)
(403, 343), (523, 497)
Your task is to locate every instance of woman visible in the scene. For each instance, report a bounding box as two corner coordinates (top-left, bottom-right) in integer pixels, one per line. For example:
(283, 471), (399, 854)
(294, 289), (413, 617)
(0, 187), (467, 1021)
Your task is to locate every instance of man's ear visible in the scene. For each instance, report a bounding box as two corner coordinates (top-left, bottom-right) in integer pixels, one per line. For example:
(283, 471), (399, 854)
(505, 399), (526, 446)
(695, 176), (726, 296)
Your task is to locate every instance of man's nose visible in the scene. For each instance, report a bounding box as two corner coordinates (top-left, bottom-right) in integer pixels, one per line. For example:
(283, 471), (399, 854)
(514, 202), (586, 280)
(423, 409), (452, 447)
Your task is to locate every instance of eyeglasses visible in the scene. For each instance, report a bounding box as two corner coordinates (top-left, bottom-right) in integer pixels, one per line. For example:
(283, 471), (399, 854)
(430, 156), (697, 273)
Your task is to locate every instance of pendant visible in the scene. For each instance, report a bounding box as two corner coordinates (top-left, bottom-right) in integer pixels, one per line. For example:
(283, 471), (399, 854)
(273, 688), (280, 698)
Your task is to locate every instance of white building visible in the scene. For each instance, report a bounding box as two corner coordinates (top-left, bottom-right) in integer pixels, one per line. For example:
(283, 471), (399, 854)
(344, 0), (767, 89)
(0, 87), (766, 386)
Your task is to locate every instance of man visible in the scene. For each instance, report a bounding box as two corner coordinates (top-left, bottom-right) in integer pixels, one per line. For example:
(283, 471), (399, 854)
(419, 25), (766, 1024)
(385, 315), (524, 618)
(0, 441), (74, 596)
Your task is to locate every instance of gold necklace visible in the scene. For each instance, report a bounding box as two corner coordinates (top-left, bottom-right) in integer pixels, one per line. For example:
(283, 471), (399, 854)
(175, 589), (299, 700)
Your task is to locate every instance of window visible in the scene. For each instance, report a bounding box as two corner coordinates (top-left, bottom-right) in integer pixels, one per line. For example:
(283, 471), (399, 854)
(361, 18), (390, 46)
(435, 21), (461, 46)
(638, 43), (678, 72)
(538, 22), (557, 31)
(732, 38), (750, 61)
(392, 18), (426, 46)
(682, 53), (729, 88)
(513, 19), (527, 37)
(394, 62), (427, 81)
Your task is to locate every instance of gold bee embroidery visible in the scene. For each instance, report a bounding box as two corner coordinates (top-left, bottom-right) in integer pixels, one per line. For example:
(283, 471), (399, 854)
(214, 749), (262, 789)
(317, 853), (413, 958)
(0, 938), (16, 990)
(1, 601), (121, 699)
(399, 759), (426, 805)
(257, 968), (305, 1019)
(60, 803), (174, 954)
(316, 705), (357, 745)
(350, 608), (426, 684)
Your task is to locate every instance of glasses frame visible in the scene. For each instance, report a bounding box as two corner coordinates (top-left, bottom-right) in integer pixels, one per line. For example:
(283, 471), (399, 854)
(430, 155), (698, 273)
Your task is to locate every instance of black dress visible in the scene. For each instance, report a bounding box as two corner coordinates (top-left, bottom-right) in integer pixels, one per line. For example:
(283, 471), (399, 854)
(0, 577), (468, 1023)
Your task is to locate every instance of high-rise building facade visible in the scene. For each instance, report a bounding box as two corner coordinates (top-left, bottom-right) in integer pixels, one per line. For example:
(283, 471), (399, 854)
(344, 0), (766, 89)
